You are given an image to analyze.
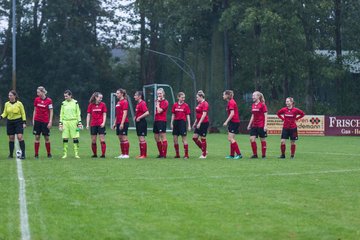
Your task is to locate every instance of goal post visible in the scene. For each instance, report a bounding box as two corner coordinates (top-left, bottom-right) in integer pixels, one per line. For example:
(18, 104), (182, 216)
(109, 93), (136, 129)
(143, 83), (176, 123)
(110, 84), (176, 131)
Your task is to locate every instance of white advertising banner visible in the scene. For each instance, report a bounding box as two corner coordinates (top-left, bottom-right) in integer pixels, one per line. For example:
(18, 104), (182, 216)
(267, 114), (325, 136)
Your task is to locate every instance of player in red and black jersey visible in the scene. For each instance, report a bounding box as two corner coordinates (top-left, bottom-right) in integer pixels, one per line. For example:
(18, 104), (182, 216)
(32, 86), (53, 158)
(170, 92), (191, 159)
(277, 97), (305, 159)
(192, 90), (209, 158)
(153, 88), (169, 158)
(112, 88), (130, 159)
(223, 90), (242, 159)
(247, 91), (268, 158)
(134, 91), (150, 159)
(86, 92), (107, 158)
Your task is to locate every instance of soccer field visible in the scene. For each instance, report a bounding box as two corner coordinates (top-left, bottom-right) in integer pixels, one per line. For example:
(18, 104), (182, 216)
(0, 128), (359, 239)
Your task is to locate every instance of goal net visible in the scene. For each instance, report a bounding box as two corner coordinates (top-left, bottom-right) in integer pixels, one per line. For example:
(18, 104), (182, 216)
(110, 84), (176, 131)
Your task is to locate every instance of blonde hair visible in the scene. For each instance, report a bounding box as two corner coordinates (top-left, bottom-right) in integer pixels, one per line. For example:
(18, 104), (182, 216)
(37, 86), (47, 95)
(254, 91), (265, 103)
(286, 97), (295, 106)
(197, 90), (205, 98)
(157, 88), (165, 95)
(223, 90), (234, 99)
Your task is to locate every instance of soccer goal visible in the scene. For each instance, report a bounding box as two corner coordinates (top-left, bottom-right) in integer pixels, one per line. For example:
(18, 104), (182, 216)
(109, 92), (136, 129)
(110, 84), (176, 131)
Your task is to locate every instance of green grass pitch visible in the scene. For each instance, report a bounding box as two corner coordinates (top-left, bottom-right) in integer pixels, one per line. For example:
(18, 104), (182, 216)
(0, 127), (359, 239)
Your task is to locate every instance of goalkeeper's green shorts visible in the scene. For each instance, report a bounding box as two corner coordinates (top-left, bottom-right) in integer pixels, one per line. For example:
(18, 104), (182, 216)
(62, 120), (80, 139)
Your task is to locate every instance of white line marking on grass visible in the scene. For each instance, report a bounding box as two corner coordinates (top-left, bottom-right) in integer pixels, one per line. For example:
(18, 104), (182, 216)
(16, 157), (31, 240)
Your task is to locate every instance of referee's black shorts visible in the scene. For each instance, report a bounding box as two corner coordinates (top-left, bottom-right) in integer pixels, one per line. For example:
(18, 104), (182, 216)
(7, 118), (24, 135)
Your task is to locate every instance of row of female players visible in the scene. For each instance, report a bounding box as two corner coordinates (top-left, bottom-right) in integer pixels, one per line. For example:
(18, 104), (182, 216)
(0, 86), (305, 160)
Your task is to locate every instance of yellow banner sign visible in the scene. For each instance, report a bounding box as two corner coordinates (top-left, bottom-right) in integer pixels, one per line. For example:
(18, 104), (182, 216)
(267, 115), (325, 136)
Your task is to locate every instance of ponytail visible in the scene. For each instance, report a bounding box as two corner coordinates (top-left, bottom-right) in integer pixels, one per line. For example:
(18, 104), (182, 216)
(89, 92), (102, 103)
(135, 91), (144, 100)
(117, 88), (127, 99)
(254, 91), (265, 103)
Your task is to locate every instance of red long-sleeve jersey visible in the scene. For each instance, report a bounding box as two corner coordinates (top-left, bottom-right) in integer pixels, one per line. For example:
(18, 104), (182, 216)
(277, 107), (305, 129)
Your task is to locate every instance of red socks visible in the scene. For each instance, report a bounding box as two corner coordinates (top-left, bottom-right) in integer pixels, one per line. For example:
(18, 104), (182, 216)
(184, 144), (189, 157)
(101, 141), (106, 156)
(35, 142), (40, 156)
(193, 137), (202, 149)
(175, 143), (189, 157)
(281, 144), (286, 155)
(120, 142), (125, 155)
(124, 141), (129, 155)
(174, 144), (180, 157)
(121, 141), (130, 155)
(201, 139), (207, 156)
(231, 142), (241, 156)
(139, 141), (147, 156)
(261, 141), (267, 157)
(35, 142), (51, 156)
(162, 140), (168, 157)
(251, 142), (257, 155)
(157, 141), (162, 156)
(291, 144), (296, 156)
(45, 142), (51, 155)
(92, 143), (97, 155)
(156, 141), (168, 157)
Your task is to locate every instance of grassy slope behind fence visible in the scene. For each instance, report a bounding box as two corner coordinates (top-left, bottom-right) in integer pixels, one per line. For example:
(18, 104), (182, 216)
(0, 128), (359, 239)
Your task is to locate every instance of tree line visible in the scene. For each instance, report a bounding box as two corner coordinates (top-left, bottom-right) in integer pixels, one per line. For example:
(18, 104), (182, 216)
(1, 0), (359, 126)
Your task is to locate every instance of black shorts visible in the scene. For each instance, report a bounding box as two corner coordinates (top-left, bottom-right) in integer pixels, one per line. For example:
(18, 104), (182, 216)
(250, 127), (267, 138)
(7, 118), (24, 135)
(33, 120), (50, 136)
(281, 128), (298, 140)
(194, 122), (209, 137)
(90, 126), (106, 135)
(172, 120), (187, 136)
(153, 121), (167, 134)
(136, 119), (147, 136)
(116, 122), (129, 136)
(228, 121), (240, 134)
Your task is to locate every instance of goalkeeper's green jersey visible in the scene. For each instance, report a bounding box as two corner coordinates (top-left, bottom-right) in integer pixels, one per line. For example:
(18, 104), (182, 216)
(60, 99), (81, 123)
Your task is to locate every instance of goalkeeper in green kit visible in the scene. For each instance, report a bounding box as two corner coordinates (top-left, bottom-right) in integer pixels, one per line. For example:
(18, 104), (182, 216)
(59, 90), (83, 158)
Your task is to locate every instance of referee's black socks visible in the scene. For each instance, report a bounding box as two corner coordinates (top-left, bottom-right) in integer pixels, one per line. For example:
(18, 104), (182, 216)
(19, 140), (26, 157)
